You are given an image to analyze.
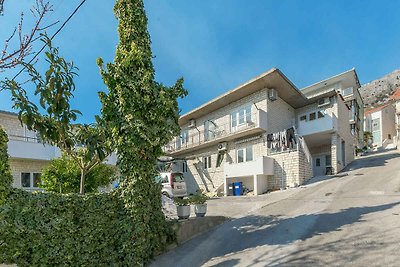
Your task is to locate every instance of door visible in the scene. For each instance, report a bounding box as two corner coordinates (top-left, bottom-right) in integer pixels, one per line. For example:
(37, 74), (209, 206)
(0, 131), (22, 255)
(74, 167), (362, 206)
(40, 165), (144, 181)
(313, 156), (325, 176)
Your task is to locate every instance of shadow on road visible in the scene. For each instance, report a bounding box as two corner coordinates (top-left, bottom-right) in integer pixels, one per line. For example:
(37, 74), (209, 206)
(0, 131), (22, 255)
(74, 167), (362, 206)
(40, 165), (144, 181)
(343, 150), (400, 172)
(163, 201), (400, 267)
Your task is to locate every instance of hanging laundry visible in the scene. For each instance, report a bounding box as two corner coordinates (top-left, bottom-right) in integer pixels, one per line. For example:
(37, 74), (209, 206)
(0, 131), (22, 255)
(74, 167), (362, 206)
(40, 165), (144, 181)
(286, 127), (296, 148)
(266, 133), (273, 148)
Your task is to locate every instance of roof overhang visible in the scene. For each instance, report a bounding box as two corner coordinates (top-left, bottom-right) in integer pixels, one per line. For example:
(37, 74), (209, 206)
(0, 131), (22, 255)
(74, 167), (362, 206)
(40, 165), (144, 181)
(301, 68), (361, 95)
(179, 68), (309, 126)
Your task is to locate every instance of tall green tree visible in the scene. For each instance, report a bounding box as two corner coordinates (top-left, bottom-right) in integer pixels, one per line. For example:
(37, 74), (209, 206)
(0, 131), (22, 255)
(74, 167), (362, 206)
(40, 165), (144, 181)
(98, 0), (187, 264)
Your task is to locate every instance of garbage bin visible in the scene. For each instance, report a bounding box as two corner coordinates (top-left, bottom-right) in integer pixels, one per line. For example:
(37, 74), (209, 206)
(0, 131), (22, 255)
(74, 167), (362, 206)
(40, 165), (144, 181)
(228, 183), (234, 196)
(233, 182), (243, 196)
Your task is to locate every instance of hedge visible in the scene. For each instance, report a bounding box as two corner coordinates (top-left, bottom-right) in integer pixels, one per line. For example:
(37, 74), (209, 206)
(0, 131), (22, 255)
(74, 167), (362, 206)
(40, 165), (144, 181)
(0, 189), (175, 266)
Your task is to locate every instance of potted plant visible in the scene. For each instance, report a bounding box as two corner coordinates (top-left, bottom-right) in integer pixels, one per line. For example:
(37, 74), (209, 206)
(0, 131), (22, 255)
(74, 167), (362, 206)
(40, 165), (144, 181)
(173, 197), (191, 220)
(189, 190), (209, 217)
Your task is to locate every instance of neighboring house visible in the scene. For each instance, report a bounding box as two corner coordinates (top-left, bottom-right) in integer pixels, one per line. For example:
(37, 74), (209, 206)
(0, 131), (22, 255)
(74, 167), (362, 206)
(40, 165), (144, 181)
(164, 68), (355, 196)
(0, 110), (61, 192)
(389, 89), (400, 140)
(301, 69), (364, 150)
(364, 104), (396, 149)
(0, 110), (117, 192)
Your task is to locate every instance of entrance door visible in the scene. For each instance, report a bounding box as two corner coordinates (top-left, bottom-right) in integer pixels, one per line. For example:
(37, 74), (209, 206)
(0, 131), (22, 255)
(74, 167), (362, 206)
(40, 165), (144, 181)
(313, 156), (325, 176)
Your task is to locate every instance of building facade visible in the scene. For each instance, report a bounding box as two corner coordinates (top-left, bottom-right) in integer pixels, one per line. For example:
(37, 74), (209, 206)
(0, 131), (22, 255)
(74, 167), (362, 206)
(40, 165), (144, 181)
(364, 105), (396, 148)
(301, 69), (364, 150)
(165, 68), (355, 196)
(0, 110), (61, 192)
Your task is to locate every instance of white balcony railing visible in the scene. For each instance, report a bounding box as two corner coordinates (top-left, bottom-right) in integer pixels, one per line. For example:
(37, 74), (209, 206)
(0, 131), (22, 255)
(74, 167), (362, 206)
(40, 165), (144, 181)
(164, 110), (267, 154)
(297, 114), (337, 137)
(8, 135), (61, 161)
(224, 156), (274, 178)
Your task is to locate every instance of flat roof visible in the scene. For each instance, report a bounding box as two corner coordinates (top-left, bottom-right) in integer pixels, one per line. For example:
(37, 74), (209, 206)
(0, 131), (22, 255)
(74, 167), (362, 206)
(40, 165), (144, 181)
(301, 68), (361, 94)
(179, 68), (310, 125)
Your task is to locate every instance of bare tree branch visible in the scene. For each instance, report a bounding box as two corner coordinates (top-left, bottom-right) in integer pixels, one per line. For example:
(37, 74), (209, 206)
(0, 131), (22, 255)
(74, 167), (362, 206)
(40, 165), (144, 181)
(0, 0), (57, 71)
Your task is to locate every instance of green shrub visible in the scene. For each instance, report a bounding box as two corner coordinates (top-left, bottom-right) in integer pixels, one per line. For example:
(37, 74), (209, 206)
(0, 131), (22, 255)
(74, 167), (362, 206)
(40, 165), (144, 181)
(0, 127), (12, 204)
(0, 189), (175, 266)
(41, 155), (116, 194)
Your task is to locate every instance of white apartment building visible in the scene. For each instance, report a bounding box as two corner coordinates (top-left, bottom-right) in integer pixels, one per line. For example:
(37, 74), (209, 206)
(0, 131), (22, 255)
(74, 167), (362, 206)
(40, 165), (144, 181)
(0, 110), (117, 192)
(302, 69), (364, 149)
(0, 110), (61, 192)
(165, 68), (356, 196)
(364, 104), (396, 148)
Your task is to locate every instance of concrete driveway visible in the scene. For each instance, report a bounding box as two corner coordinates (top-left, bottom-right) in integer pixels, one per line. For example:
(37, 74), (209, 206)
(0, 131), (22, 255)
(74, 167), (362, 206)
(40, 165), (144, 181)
(151, 150), (400, 266)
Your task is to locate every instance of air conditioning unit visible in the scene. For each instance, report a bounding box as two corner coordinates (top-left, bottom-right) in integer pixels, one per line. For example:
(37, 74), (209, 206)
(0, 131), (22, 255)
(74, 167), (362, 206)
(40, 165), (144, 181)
(268, 88), (278, 101)
(218, 142), (228, 151)
(188, 119), (196, 128)
(317, 97), (330, 107)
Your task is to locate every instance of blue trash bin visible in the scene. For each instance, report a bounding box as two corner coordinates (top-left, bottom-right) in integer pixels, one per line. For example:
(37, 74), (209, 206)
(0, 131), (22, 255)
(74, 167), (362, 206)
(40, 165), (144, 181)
(233, 182), (243, 196)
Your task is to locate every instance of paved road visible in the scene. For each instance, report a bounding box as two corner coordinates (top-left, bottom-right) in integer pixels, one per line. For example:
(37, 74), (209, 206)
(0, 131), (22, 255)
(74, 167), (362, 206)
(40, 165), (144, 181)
(151, 150), (400, 267)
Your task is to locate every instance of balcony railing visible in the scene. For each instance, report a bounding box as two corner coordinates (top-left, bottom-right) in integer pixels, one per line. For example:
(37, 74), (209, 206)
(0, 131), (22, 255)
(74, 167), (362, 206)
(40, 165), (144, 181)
(8, 134), (42, 143)
(297, 113), (338, 136)
(164, 110), (267, 154)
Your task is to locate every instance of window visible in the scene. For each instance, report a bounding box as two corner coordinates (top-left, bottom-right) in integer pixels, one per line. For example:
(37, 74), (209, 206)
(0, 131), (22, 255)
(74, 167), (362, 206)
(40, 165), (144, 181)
(388, 134), (392, 140)
(182, 161), (188, 173)
(21, 173), (31, 188)
(231, 105), (252, 129)
(21, 172), (41, 189)
(316, 158), (321, 167)
(203, 156), (212, 169)
(181, 128), (189, 145)
(236, 146), (253, 163)
(300, 115), (307, 121)
(342, 87), (353, 96)
(309, 112), (316, 121)
(204, 120), (216, 141)
(317, 111), (325, 118)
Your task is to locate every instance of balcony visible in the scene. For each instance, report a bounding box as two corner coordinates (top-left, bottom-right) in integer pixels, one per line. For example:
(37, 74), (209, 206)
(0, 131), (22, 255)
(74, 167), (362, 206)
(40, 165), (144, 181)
(8, 135), (61, 161)
(165, 109), (267, 156)
(224, 156), (274, 178)
(297, 114), (338, 137)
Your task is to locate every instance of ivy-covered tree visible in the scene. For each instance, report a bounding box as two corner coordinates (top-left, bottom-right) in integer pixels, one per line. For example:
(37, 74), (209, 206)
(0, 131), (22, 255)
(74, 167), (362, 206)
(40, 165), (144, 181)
(0, 126), (12, 204)
(97, 0), (187, 264)
(2, 35), (112, 194)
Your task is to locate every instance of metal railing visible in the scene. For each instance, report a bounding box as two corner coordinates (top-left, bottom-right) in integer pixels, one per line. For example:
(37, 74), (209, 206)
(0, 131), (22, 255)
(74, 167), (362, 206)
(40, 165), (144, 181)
(164, 111), (260, 153)
(8, 134), (42, 143)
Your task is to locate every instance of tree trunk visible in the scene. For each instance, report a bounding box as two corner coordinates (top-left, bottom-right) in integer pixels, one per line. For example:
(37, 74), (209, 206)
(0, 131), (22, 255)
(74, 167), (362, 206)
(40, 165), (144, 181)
(79, 170), (85, 194)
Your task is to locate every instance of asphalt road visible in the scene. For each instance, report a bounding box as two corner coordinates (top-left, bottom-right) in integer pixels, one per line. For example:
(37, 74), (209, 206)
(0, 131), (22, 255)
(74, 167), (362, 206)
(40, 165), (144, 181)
(151, 150), (400, 267)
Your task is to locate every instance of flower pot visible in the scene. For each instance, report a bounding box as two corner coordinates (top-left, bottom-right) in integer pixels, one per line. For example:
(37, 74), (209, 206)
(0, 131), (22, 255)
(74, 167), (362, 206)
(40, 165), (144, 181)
(176, 205), (191, 220)
(194, 204), (207, 217)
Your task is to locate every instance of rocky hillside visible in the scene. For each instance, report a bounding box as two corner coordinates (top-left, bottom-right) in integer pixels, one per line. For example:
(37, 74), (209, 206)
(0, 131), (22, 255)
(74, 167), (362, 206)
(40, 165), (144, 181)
(359, 69), (400, 108)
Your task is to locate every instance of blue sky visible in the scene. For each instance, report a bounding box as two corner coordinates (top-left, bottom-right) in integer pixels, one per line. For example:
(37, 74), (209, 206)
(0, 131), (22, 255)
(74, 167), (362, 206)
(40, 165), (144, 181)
(1, 0), (400, 123)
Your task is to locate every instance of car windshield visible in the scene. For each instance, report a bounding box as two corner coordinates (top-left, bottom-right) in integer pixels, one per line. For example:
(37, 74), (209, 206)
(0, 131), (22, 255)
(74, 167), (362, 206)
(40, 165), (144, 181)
(172, 173), (184, 183)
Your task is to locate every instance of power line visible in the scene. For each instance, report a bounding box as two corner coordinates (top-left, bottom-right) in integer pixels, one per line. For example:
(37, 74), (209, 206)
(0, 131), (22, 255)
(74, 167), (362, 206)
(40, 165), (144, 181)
(12, 0), (87, 80)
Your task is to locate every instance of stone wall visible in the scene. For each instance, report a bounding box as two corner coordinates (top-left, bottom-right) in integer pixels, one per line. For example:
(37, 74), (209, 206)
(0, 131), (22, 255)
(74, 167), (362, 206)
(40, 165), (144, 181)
(268, 150), (312, 190)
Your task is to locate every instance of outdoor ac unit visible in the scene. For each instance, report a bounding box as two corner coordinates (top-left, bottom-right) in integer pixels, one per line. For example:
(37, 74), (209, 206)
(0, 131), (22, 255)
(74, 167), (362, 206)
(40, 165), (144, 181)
(218, 142), (228, 151)
(317, 97), (330, 107)
(188, 119), (196, 128)
(268, 88), (278, 101)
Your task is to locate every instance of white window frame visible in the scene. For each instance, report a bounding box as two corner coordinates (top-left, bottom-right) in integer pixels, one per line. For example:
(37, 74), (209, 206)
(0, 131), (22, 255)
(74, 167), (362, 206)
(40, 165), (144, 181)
(203, 155), (212, 169)
(236, 146), (253, 163)
(231, 105), (252, 130)
(21, 172), (41, 189)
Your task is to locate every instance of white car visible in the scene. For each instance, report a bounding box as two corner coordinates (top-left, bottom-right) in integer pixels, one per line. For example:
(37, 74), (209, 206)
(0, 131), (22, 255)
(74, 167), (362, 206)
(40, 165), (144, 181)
(155, 172), (187, 198)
